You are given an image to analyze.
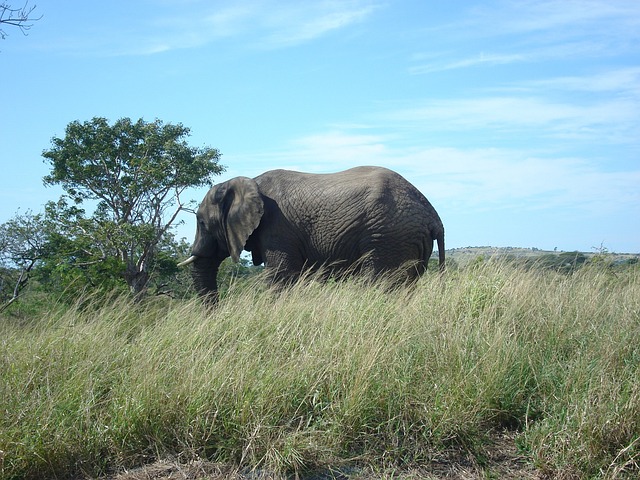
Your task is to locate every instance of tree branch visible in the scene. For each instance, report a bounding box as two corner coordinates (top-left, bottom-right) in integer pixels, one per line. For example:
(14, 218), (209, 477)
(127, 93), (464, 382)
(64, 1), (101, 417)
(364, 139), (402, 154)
(0, 2), (41, 39)
(0, 258), (35, 313)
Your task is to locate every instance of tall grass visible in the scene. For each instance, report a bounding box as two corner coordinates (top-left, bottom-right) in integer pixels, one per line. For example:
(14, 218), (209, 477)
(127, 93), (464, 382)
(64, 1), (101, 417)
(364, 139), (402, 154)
(1, 261), (639, 478)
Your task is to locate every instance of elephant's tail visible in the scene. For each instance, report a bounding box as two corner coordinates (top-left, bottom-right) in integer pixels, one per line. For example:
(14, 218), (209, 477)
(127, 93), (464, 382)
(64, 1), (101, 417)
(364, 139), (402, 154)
(436, 230), (445, 274)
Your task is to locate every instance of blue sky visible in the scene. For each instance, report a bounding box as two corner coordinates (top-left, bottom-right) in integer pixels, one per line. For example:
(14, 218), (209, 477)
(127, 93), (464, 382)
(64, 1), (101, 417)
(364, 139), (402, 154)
(1, 0), (639, 253)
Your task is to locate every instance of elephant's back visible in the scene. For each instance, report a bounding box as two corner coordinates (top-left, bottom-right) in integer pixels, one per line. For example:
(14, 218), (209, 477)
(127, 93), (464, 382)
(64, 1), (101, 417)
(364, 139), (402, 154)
(254, 167), (396, 213)
(253, 167), (443, 269)
(254, 166), (441, 225)
(254, 166), (441, 236)
(254, 166), (410, 200)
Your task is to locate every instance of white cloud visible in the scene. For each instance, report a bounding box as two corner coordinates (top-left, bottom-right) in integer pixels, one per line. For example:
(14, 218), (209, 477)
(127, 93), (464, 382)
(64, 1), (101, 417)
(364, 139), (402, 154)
(410, 0), (640, 74)
(224, 130), (391, 176)
(203, 5), (256, 38)
(292, 131), (389, 160)
(45, 1), (379, 56)
(383, 96), (637, 144)
(462, 0), (640, 39)
(260, 2), (378, 48)
(401, 148), (640, 216)
(231, 130), (640, 220)
(526, 67), (640, 96)
(409, 53), (526, 75)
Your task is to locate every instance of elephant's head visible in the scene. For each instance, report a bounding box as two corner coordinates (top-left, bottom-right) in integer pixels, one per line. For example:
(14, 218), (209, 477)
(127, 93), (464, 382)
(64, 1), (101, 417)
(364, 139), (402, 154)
(178, 176), (264, 301)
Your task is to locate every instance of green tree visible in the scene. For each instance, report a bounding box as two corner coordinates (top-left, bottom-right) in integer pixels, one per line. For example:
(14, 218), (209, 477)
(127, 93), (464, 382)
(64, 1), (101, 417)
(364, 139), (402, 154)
(42, 117), (224, 296)
(0, 210), (46, 311)
(1, 200), (196, 308)
(31, 198), (126, 300)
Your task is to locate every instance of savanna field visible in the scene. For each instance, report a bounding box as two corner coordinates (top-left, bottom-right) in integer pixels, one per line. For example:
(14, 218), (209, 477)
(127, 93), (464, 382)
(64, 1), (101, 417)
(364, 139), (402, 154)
(1, 259), (639, 479)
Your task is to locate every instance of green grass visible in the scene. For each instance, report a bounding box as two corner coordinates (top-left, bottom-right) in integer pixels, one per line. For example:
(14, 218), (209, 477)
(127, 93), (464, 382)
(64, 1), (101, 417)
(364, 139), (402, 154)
(1, 261), (639, 478)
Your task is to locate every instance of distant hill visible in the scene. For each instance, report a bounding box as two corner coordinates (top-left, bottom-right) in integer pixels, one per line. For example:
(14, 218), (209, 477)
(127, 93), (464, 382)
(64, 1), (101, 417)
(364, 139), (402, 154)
(443, 246), (640, 267)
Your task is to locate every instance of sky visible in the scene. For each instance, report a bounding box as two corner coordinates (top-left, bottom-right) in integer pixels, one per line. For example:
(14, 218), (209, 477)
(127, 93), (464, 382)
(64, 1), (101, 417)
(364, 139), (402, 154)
(1, 0), (639, 253)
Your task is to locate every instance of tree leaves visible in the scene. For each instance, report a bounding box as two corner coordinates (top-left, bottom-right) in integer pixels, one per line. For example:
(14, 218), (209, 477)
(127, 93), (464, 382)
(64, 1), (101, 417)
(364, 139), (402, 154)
(39, 117), (225, 295)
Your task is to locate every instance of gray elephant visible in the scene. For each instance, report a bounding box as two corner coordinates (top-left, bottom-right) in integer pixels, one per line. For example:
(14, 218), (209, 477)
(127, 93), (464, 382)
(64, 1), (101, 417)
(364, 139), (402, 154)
(179, 166), (445, 301)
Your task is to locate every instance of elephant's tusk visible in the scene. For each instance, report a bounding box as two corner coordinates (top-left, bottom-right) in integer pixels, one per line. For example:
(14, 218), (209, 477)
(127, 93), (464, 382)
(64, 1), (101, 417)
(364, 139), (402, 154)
(177, 255), (198, 267)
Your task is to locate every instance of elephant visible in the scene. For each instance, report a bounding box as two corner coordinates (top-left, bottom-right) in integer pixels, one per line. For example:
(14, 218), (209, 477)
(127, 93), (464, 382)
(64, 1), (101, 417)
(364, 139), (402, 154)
(178, 166), (445, 302)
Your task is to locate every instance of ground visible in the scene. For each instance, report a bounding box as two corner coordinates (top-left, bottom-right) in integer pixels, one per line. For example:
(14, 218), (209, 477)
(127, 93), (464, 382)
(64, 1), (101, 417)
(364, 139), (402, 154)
(106, 432), (547, 480)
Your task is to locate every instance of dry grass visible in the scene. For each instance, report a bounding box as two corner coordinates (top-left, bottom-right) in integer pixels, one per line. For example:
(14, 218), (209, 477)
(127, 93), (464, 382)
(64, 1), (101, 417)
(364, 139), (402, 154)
(1, 260), (639, 479)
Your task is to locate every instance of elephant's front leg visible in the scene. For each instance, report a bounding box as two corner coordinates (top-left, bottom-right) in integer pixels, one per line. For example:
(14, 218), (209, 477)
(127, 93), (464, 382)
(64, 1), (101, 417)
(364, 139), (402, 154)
(263, 251), (307, 288)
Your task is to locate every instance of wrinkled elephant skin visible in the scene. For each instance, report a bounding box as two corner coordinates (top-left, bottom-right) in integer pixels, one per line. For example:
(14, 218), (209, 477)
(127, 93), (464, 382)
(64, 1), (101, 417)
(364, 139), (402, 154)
(181, 166), (445, 301)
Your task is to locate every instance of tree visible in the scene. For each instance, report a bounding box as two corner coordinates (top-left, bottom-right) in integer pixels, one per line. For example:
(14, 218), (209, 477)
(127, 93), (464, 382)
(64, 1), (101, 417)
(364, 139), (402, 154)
(42, 117), (224, 296)
(32, 198), (127, 300)
(0, 210), (46, 311)
(1, 199), (197, 309)
(1, 2), (40, 40)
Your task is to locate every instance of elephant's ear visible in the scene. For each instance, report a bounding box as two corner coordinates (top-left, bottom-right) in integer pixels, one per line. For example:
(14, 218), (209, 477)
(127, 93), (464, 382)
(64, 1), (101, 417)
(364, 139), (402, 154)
(220, 177), (264, 263)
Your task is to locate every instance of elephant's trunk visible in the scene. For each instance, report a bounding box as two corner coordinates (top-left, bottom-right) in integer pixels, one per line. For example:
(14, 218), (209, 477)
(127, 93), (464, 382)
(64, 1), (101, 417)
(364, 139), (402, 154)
(191, 257), (221, 304)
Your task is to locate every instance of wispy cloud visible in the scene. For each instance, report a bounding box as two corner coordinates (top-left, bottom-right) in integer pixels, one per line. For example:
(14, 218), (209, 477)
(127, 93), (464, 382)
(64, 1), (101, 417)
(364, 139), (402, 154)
(388, 64), (640, 145)
(453, 0), (640, 45)
(410, 0), (640, 74)
(409, 53), (525, 74)
(259, 2), (378, 48)
(225, 130), (392, 176)
(383, 96), (637, 145)
(525, 67), (640, 95)
(42, 0), (379, 56)
(480, 0), (640, 36)
(399, 147), (640, 216)
(233, 130), (640, 218)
